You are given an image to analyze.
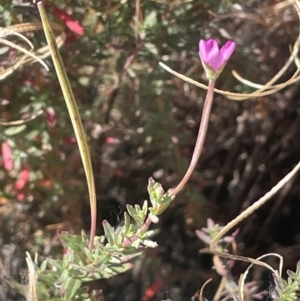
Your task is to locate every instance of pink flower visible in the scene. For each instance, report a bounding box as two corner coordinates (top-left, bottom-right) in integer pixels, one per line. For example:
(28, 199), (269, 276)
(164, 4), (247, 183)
(13, 164), (30, 201)
(17, 193), (25, 201)
(2, 142), (13, 171)
(45, 107), (58, 128)
(63, 136), (77, 146)
(106, 137), (119, 145)
(199, 39), (236, 79)
(53, 7), (84, 36)
(14, 165), (30, 191)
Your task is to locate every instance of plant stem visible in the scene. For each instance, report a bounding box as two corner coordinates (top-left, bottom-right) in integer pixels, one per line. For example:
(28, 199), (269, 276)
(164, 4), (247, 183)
(172, 80), (215, 196)
(122, 80), (215, 248)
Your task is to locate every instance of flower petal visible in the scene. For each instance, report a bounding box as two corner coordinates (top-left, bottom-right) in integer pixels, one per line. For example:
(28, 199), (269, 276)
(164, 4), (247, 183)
(220, 41), (236, 62)
(199, 39), (223, 72)
(53, 7), (84, 36)
(14, 165), (30, 190)
(45, 107), (58, 128)
(199, 39), (219, 63)
(2, 142), (13, 171)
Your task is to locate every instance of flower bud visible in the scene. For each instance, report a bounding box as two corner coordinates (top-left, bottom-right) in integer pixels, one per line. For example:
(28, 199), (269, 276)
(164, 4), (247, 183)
(199, 39), (236, 80)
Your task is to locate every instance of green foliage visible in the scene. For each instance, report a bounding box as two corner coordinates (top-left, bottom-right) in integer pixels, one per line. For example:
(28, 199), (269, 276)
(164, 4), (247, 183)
(126, 200), (148, 226)
(6, 178), (174, 300)
(273, 262), (300, 301)
(148, 177), (174, 221)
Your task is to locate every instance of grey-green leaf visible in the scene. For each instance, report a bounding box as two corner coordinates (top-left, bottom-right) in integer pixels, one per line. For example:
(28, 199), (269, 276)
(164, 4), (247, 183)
(102, 220), (115, 246)
(63, 277), (81, 300)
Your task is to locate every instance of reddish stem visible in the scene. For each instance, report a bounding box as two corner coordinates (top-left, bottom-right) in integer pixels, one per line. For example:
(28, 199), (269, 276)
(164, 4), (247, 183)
(122, 80), (215, 248)
(172, 80), (215, 196)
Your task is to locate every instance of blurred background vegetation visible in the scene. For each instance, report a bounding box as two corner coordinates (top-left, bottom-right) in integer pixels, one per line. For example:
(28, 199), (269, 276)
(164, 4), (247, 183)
(1, 0), (300, 300)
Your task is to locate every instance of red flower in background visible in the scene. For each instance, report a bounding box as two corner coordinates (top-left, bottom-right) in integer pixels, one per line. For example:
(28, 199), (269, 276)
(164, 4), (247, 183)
(63, 136), (77, 146)
(52, 7), (84, 36)
(14, 164), (30, 201)
(45, 107), (58, 128)
(1, 141), (30, 201)
(142, 278), (164, 301)
(2, 142), (14, 171)
(14, 166), (30, 191)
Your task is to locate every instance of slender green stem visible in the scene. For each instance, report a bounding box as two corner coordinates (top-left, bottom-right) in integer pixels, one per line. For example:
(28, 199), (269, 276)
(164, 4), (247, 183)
(173, 80), (215, 196)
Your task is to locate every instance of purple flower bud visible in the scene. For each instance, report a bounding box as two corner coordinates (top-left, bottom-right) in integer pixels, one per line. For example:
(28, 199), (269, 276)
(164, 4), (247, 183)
(199, 39), (236, 80)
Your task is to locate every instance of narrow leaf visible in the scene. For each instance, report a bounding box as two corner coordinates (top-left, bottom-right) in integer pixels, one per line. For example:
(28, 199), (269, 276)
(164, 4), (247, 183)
(4, 124), (26, 136)
(37, 2), (97, 250)
(102, 220), (115, 246)
(63, 277), (81, 300)
(124, 212), (130, 236)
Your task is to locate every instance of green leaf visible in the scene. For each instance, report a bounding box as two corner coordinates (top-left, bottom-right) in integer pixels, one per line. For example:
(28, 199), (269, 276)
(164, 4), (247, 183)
(0, 5), (12, 26)
(38, 2), (97, 252)
(142, 200), (148, 214)
(4, 125), (26, 136)
(38, 269), (61, 287)
(132, 240), (141, 249)
(61, 269), (69, 282)
(144, 43), (158, 55)
(150, 202), (169, 215)
(147, 178), (174, 208)
(81, 230), (88, 242)
(4, 277), (27, 296)
(126, 204), (136, 219)
(148, 178), (165, 204)
(100, 263), (132, 278)
(126, 204), (144, 225)
(66, 266), (89, 278)
(141, 229), (157, 238)
(144, 11), (157, 28)
(122, 248), (143, 260)
(44, 258), (64, 273)
(85, 254), (109, 271)
(25, 129), (40, 141)
(113, 225), (124, 246)
(77, 262), (132, 281)
(39, 259), (48, 272)
(5, 277), (50, 299)
(63, 277), (81, 300)
(124, 212), (130, 236)
(73, 286), (94, 300)
(102, 220), (115, 246)
(134, 201), (147, 224)
(59, 232), (88, 263)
